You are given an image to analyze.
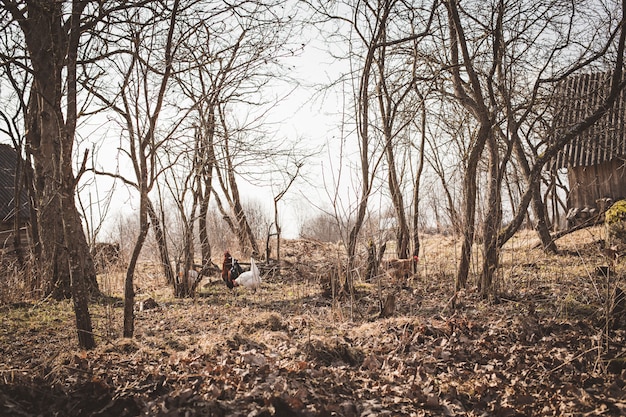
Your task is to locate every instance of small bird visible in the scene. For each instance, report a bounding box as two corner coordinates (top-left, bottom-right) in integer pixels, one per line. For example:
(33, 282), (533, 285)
(234, 258), (261, 291)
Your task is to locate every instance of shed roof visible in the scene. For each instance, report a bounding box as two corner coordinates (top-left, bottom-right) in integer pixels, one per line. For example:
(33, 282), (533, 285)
(0, 143), (30, 223)
(550, 71), (626, 169)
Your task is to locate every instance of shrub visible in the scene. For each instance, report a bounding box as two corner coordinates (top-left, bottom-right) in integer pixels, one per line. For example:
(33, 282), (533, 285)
(605, 200), (626, 245)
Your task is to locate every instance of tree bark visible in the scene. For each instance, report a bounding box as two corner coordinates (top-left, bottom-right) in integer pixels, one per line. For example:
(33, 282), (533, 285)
(15, 0), (97, 348)
(26, 89), (72, 299)
(198, 185), (212, 270)
(62, 191), (95, 349)
(445, 0), (493, 290)
(479, 133), (502, 297)
(11, 143), (25, 266)
(412, 103), (427, 273)
(147, 200), (175, 286)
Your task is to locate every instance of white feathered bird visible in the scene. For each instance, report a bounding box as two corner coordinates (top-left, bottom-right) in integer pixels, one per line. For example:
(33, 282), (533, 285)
(234, 258), (261, 291)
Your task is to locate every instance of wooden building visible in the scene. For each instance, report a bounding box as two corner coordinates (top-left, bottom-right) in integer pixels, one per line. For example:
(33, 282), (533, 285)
(550, 72), (626, 226)
(0, 143), (31, 253)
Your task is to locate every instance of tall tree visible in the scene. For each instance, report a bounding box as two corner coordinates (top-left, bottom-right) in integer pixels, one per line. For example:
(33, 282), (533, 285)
(310, 0), (435, 291)
(119, 0), (181, 336)
(175, 1), (300, 258)
(441, 0), (626, 295)
(443, 0), (494, 291)
(86, 0), (184, 333)
(374, 6), (436, 261)
(0, 0), (123, 349)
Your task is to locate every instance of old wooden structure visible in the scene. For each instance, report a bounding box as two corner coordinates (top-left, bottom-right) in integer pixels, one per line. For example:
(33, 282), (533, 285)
(0, 143), (30, 253)
(550, 72), (626, 226)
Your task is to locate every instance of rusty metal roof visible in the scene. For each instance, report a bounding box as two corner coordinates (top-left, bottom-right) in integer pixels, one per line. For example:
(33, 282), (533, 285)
(550, 71), (626, 169)
(0, 143), (30, 223)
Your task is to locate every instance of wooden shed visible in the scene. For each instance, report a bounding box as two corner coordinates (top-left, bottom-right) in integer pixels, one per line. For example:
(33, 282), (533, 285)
(0, 143), (31, 252)
(550, 71), (626, 226)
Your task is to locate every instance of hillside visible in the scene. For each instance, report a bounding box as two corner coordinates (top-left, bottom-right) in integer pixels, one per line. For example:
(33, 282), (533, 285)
(1, 228), (626, 416)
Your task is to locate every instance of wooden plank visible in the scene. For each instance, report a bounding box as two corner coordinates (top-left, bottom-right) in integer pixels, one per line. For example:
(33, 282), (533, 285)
(551, 71), (626, 169)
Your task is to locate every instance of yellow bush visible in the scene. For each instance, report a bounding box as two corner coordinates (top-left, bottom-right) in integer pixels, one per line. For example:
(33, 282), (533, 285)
(605, 200), (626, 245)
(605, 200), (626, 224)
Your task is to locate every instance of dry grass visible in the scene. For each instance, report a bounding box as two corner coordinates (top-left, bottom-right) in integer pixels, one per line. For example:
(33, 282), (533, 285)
(1, 227), (626, 416)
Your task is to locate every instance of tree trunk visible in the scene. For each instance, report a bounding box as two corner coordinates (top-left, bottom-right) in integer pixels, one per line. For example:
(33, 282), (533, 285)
(530, 180), (557, 252)
(20, 2), (98, 305)
(456, 184), (476, 290)
(456, 125), (490, 290)
(176, 208), (195, 298)
(346, 4), (385, 293)
(386, 144), (410, 259)
(218, 107), (260, 257)
(412, 103), (427, 273)
(445, 0), (494, 290)
(479, 134), (502, 298)
(365, 240), (378, 282)
(26, 90), (71, 299)
(62, 191), (95, 349)
(196, 120), (215, 272)
(124, 190), (149, 338)
(505, 130), (558, 253)
(15, 1), (98, 350)
(147, 200), (175, 285)
(374, 18), (411, 261)
(273, 199), (282, 264)
(24, 158), (42, 263)
(199, 195), (212, 269)
(226, 165), (259, 256)
(12, 144), (25, 266)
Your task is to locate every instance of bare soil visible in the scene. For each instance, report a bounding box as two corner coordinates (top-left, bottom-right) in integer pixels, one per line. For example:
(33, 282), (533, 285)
(1, 228), (626, 416)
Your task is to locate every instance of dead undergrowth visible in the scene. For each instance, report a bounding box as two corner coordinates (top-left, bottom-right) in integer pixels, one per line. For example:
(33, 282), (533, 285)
(1, 227), (626, 416)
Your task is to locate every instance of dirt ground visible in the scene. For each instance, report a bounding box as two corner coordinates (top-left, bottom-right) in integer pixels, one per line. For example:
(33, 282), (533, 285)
(1, 228), (626, 416)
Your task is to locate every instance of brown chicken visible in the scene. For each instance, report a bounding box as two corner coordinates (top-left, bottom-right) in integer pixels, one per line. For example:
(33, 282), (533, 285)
(382, 256), (418, 283)
(222, 251), (244, 289)
(222, 251), (235, 288)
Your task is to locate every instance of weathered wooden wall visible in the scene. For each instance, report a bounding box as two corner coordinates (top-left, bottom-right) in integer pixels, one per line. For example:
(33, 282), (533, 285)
(550, 71), (626, 226)
(567, 159), (626, 209)
(0, 224), (30, 255)
(552, 72), (626, 170)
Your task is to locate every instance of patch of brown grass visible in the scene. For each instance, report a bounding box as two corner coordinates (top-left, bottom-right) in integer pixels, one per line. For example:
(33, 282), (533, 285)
(1, 229), (626, 416)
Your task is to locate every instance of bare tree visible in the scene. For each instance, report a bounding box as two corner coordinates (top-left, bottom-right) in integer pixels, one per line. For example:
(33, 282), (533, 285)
(375, 10), (437, 262)
(174, 1), (301, 259)
(270, 158), (303, 263)
(411, 96), (427, 270)
(86, 0), (183, 336)
(345, 1), (387, 292)
(309, 0), (432, 292)
(442, 0), (496, 292)
(0, 0), (133, 349)
(439, 0), (626, 296)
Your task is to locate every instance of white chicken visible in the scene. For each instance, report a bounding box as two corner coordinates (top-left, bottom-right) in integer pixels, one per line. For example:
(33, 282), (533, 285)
(234, 258), (261, 291)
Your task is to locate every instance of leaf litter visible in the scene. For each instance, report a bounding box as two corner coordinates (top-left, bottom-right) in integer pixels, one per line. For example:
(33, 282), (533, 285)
(1, 230), (626, 416)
